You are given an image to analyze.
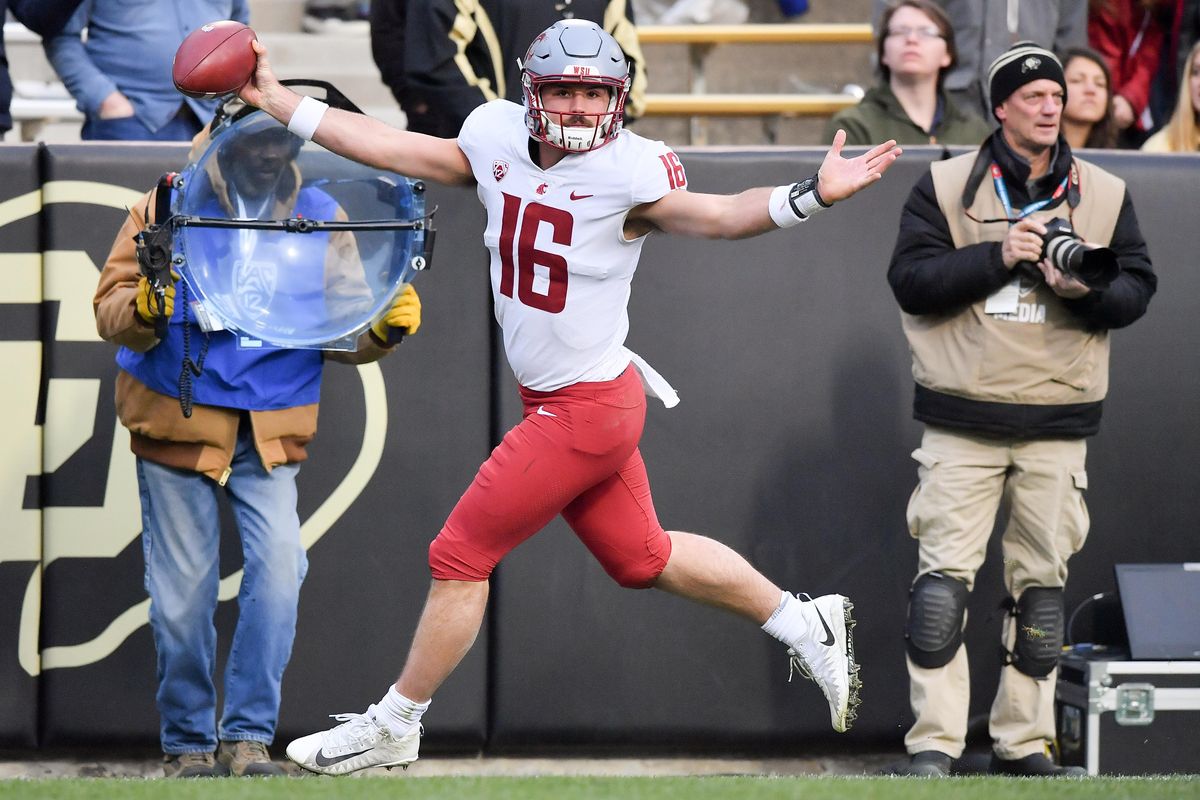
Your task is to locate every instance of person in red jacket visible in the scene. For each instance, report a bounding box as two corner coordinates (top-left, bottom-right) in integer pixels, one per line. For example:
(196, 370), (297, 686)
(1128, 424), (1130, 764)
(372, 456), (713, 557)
(1088, 0), (1171, 145)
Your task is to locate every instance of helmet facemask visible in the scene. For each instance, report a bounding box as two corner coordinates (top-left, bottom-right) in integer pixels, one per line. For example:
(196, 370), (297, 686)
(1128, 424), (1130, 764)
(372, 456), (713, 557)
(523, 73), (630, 152)
(519, 20), (631, 153)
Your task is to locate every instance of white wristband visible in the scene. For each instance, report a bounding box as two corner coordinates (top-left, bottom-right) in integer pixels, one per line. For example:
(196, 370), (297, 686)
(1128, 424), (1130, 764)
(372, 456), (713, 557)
(769, 184), (805, 228)
(769, 177), (831, 229)
(287, 95), (328, 141)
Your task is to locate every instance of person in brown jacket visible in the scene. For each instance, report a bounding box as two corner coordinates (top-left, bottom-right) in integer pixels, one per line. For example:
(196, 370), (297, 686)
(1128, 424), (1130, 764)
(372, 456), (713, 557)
(93, 119), (423, 778)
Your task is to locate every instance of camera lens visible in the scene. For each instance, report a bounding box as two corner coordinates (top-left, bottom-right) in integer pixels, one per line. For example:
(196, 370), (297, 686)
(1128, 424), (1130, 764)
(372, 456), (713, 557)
(1045, 235), (1118, 290)
(1040, 221), (1119, 291)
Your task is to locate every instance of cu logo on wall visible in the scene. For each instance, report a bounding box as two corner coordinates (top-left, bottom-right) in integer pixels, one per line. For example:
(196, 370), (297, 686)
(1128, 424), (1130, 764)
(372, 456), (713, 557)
(0, 176), (388, 681)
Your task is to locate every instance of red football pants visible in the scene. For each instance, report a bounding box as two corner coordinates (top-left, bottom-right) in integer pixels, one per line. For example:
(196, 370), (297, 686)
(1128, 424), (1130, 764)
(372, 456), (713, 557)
(429, 367), (672, 588)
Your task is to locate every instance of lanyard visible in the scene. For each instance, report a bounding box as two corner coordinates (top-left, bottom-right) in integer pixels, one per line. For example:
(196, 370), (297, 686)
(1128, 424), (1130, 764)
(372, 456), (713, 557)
(990, 162), (1069, 223)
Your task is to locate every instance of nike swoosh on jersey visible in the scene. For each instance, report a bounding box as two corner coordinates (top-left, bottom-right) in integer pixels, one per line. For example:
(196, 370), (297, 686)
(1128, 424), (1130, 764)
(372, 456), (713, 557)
(313, 747), (371, 767)
(569, 191), (594, 200)
(536, 406), (558, 417)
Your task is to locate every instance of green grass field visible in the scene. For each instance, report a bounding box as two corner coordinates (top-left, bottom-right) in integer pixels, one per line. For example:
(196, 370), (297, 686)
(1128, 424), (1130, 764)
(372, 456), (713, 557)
(2, 775), (1198, 799)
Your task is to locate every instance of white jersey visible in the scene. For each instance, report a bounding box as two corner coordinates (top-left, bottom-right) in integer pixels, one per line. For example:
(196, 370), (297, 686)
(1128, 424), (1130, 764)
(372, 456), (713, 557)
(457, 100), (686, 400)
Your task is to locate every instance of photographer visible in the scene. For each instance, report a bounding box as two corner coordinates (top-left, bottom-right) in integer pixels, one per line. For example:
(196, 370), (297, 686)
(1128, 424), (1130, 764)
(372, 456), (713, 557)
(885, 42), (1155, 777)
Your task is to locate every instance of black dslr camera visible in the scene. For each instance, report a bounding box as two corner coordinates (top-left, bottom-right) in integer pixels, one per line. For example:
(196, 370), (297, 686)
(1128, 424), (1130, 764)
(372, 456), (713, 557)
(1038, 218), (1119, 291)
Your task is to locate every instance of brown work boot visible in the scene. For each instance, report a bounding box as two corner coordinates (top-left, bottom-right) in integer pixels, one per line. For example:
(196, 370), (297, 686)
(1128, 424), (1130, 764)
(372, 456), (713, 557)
(217, 740), (286, 776)
(162, 751), (227, 778)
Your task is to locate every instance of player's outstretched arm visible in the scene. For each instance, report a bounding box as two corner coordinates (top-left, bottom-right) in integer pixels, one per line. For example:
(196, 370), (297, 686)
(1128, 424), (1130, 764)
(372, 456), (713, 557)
(629, 130), (901, 241)
(238, 40), (473, 186)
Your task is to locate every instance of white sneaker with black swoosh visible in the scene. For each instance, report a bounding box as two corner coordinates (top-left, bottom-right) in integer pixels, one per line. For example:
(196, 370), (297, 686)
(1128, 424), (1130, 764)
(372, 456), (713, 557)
(786, 593), (860, 733)
(285, 709), (420, 775)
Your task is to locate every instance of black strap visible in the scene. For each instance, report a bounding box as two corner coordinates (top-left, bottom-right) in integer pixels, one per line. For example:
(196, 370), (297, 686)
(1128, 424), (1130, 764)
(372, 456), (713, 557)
(133, 172), (179, 340)
(176, 280), (210, 420)
(153, 172), (175, 224)
(211, 79), (365, 130)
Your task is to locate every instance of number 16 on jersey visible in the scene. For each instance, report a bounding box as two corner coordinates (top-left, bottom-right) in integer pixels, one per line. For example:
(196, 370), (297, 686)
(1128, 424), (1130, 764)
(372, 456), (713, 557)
(499, 192), (574, 314)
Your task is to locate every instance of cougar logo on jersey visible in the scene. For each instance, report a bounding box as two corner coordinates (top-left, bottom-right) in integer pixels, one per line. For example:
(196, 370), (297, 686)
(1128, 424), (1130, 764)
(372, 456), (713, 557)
(493, 160), (509, 182)
(536, 182), (549, 196)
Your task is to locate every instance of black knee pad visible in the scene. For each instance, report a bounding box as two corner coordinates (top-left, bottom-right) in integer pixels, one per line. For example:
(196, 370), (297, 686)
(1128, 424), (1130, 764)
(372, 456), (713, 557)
(1008, 586), (1064, 678)
(905, 572), (969, 668)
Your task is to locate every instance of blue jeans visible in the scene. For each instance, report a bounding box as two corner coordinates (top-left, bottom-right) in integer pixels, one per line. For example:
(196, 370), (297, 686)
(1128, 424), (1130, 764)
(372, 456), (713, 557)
(137, 422), (307, 754)
(82, 105), (202, 141)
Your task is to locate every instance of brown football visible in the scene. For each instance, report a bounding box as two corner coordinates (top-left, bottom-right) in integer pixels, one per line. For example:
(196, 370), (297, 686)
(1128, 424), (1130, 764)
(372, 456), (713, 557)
(172, 20), (258, 99)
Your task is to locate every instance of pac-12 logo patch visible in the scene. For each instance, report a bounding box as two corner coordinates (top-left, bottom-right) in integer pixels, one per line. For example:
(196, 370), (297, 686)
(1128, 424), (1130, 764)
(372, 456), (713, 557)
(493, 160), (509, 182)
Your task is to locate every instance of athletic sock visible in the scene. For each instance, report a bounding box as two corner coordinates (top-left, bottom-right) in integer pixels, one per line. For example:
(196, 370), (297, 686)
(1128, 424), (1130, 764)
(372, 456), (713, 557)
(761, 590), (812, 646)
(370, 686), (429, 738)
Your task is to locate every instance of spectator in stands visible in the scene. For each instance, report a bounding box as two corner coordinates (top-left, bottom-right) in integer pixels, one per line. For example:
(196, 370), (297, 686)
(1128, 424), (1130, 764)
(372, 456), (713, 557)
(0, 0), (84, 138)
(873, 1), (1088, 121)
(370, 0), (646, 138)
(43, 1), (249, 141)
(826, 0), (992, 146)
(1061, 46), (1119, 148)
(1088, 0), (1169, 147)
(1148, 0), (1200, 133)
(1142, 38), (1200, 148)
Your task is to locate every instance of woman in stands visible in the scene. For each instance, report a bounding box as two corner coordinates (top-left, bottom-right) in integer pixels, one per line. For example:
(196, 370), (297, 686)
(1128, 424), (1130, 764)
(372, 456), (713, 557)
(825, 0), (991, 147)
(1142, 39), (1200, 151)
(1061, 46), (1119, 148)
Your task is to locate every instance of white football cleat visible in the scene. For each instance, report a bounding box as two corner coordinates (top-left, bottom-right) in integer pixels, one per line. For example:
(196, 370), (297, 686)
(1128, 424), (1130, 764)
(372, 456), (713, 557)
(786, 593), (861, 733)
(285, 709), (420, 776)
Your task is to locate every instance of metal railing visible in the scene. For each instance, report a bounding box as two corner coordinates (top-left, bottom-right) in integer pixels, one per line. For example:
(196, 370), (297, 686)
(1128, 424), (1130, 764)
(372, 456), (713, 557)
(3, 22), (81, 142)
(637, 23), (872, 143)
(9, 96), (82, 142)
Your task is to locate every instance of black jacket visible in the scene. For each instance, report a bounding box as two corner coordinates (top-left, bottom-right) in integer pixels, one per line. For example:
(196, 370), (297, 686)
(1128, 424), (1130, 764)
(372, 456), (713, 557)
(1, 0), (84, 133)
(888, 133), (1157, 438)
(370, 0), (644, 138)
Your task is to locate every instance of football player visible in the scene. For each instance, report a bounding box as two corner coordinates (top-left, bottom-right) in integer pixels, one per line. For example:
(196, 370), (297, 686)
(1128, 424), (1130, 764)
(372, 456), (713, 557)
(238, 19), (901, 774)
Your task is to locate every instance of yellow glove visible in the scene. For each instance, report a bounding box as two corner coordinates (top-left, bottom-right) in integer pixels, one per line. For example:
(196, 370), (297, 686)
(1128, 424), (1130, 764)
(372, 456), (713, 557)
(372, 283), (422, 341)
(135, 272), (179, 325)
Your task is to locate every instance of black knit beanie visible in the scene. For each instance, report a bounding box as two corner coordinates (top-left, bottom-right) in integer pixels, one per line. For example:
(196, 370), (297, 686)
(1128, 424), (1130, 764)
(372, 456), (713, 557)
(987, 41), (1067, 120)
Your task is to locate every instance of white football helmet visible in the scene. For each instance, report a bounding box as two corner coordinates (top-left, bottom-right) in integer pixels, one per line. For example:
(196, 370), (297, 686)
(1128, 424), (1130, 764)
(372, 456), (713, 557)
(520, 19), (631, 152)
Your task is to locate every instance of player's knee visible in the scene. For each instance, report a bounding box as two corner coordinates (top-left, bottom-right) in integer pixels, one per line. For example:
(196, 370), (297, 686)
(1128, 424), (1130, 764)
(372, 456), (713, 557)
(604, 557), (665, 589)
(428, 532), (493, 582)
(905, 571), (970, 668)
(1005, 586), (1064, 678)
(599, 527), (670, 588)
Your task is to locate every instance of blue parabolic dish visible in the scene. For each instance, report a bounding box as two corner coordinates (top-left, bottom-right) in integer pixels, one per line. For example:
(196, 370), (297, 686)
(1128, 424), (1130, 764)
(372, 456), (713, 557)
(172, 110), (427, 348)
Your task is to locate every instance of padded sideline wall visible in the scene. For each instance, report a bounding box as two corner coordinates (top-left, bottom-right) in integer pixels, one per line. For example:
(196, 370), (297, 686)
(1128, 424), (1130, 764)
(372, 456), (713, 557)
(0, 145), (42, 747)
(1, 144), (1197, 751)
(2, 143), (489, 750)
(489, 148), (1200, 750)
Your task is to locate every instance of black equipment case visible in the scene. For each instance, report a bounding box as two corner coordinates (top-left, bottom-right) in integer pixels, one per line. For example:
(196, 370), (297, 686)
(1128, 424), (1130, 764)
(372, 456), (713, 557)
(1056, 648), (1200, 775)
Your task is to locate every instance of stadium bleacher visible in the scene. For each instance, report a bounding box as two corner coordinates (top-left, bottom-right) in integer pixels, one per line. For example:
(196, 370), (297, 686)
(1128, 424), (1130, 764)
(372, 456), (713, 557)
(4, 0), (876, 145)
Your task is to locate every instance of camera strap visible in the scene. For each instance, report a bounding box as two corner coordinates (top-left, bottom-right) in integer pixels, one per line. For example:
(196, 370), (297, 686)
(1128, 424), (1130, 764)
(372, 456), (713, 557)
(990, 162), (1070, 223)
(979, 164), (1071, 316)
